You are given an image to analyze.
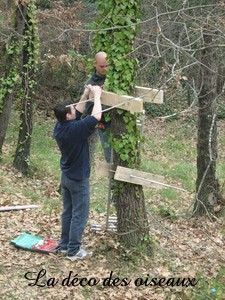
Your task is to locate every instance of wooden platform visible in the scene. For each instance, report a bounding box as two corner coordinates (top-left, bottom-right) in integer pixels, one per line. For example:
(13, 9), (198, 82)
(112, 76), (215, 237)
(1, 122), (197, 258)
(135, 86), (164, 104)
(114, 166), (165, 189)
(101, 90), (143, 113)
(114, 166), (186, 191)
(0, 205), (39, 212)
(88, 86), (164, 113)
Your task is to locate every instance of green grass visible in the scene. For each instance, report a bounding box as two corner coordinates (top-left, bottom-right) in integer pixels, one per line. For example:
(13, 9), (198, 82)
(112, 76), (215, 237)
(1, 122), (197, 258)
(82, 286), (92, 299)
(30, 117), (60, 179)
(141, 121), (197, 192)
(1, 112), (225, 299)
(1, 183), (19, 195)
(160, 188), (179, 202)
(42, 197), (61, 215)
(140, 159), (168, 175)
(167, 162), (196, 190)
(3, 112), (59, 180)
(141, 153), (196, 192)
(162, 137), (196, 161)
(24, 190), (41, 203)
(0, 112), (60, 211)
(190, 268), (225, 300)
(157, 205), (178, 220)
(217, 163), (225, 180)
(2, 111), (223, 216)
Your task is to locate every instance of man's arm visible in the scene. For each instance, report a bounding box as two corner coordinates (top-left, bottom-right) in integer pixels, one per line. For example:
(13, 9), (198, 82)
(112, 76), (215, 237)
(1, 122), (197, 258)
(76, 87), (90, 114)
(89, 86), (102, 121)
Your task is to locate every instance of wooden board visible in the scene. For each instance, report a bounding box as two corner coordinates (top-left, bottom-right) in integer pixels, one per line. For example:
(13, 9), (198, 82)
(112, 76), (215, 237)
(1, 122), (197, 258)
(101, 90), (143, 113)
(0, 205), (39, 212)
(114, 166), (165, 189)
(114, 166), (187, 191)
(135, 86), (164, 104)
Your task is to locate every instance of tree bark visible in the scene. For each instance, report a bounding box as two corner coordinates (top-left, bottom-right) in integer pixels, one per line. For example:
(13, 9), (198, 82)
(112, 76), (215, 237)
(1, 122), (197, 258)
(0, 2), (26, 156)
(94, 0), (151, 251)
(194, 30), (222, 216)
(13, 1), (37, 174)
(0, 94), (14, 156)
(111, 109), (150, 249)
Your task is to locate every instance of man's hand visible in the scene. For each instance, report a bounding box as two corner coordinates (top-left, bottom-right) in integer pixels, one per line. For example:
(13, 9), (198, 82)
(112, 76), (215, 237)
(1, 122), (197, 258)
(83, 85), (90, 98)
(77, 85), (102, 119)
(89, 85), (102, 121)
(88, 85), (102, 99)
(76, 85), (92, 113)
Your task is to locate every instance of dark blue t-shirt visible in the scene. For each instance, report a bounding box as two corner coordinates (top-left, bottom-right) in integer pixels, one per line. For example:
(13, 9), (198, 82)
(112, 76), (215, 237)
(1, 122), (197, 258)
(53, 110), (98, 180)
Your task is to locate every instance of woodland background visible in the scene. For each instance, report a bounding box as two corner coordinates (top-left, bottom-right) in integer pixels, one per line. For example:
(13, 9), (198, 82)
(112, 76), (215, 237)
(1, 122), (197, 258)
(0, 1), (225, 299)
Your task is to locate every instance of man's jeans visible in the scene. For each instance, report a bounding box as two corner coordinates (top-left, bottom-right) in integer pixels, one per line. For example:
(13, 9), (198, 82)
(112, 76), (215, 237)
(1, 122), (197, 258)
(59, 173), (89, 256)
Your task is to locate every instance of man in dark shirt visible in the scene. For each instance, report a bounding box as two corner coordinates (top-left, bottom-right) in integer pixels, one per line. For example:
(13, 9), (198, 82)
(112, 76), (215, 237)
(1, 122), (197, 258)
(53, 85), (102, 261)
(84, 51), (112, 163)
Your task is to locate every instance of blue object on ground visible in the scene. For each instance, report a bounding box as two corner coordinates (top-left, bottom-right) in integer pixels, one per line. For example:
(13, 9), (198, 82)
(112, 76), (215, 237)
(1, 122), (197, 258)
(11, 232), (43, 250)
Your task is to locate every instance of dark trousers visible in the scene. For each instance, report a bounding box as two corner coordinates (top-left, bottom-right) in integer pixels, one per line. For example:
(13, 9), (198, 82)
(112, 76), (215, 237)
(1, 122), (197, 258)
(59, 173), (89, 256)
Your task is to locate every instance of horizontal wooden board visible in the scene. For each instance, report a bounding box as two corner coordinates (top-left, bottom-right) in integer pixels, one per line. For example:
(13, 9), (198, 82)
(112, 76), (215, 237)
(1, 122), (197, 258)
(114, 166), (186, 191)
(101, 90), (143, 113)
(0, 205), (39, 212)
(135, 86), (164, 104)
(114, 166), (165, 189)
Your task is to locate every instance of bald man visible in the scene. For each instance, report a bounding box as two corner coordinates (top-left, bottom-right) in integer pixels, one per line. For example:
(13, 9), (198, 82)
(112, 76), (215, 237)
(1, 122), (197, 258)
(94, 51), (108, 77)
(85, 52), (108, 106)
(83, 52), (112, 164)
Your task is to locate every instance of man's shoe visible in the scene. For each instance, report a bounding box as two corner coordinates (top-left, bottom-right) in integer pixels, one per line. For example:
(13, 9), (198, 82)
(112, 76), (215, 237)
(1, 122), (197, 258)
(53, 246), (67, 254)
(66, 248), (92, 261)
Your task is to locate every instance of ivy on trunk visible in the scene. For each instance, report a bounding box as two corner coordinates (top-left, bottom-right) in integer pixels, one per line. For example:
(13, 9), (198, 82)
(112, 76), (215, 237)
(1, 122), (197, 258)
(13, 0), (39, 175)
(0, 2), (25, 156)
(94, 0), (151, 252)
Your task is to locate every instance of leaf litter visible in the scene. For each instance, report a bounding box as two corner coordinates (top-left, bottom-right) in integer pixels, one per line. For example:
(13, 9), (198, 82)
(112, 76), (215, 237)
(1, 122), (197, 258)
(0, 120), (225, 299)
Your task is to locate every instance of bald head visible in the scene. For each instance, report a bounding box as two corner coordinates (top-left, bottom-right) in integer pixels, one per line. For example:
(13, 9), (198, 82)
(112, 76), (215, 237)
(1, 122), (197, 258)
(94, 51), (108, 76)
(95, 51), (107, 61)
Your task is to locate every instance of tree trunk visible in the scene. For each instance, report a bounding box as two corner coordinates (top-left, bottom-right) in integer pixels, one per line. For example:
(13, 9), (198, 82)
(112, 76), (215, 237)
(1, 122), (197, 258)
(0, 2), (25, 156)
(0, 94), (14, 156)
(111, 109), (150, 249)
(13, 0), (38, 174)
(13, 95), (34, 174)
(115, 182), (149, 246)
(95, 0), (151, 251)
(194, 30), (222, 216)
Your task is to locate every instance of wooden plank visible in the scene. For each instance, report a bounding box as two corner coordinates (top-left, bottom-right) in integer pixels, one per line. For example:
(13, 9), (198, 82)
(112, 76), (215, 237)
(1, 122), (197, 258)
(135, 86), (164, 104)
(101, 90), (143, 113)
(114, 166), (186, 191)
(0, 205), (39, 212)
(114, 166), (165, 189)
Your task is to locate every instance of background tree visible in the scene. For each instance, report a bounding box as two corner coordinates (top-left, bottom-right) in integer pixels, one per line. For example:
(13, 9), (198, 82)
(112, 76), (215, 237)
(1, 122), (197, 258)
(194, 28), (224, 216)
(13, 0), (39, 174)
(0, 1), (25, 156)
(136, 0), (225, 216)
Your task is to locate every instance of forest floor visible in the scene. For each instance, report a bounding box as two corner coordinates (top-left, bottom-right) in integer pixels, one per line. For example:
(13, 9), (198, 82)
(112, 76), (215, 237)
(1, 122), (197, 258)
(0, 113), (225, 300)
